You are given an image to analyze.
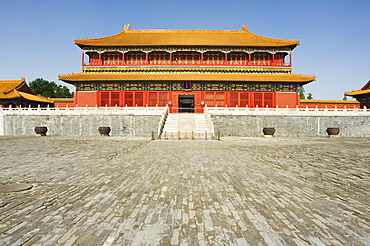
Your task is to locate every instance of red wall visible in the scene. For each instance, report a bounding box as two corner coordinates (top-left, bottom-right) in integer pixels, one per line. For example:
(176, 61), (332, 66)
(75, 91), (99, 107)
(275, 92), (299, 108)
(73, 90), (303, 110)
(54, 102), (76, 107)
(59, 91), (360, 110)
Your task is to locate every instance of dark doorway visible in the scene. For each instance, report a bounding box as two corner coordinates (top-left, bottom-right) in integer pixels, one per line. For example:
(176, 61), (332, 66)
(178, 95), (194, 113)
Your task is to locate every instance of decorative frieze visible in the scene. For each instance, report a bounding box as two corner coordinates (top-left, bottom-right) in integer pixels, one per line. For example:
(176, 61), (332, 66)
(83, 46), (292, 53)
(77, 82), (298, 92)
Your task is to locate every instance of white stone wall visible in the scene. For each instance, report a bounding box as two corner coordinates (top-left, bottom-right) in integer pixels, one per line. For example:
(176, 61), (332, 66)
(0, 114), (3, 135)
(2, 114), (162, 136)
(211, 115), (370, 137)
(1, 106), (369, 137)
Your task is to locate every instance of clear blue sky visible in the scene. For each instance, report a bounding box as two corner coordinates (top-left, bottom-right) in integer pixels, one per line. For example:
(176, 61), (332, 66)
(1, 0), (369, 100)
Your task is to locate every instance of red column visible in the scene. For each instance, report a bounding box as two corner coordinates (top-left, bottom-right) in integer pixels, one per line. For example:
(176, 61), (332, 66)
(272, 52), (275, 65)
(201, 52), (204, 65)
(122, 52), (125, 66)
(169, 51), (173, 65)
(98, 52), (102, 65)
(224, 52), (228, 65)
(146, 51), (149, 65)
(248, 52), (251, 66)
(289, 52), (292, 67)
(81, 51), (85, 66)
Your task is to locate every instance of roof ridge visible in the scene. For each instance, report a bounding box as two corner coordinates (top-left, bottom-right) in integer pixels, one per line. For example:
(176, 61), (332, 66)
(126, 29), (245, 33)
(0, 77), (25, 83)
(123, 24), (247, 33)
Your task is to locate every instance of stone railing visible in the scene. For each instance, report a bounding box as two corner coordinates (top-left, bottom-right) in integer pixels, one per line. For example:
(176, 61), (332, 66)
(2, 105), (368, 116)
(0, 105), (167, 115)
(203, 107), (215, 136)
(157, 105), (169, 136)
(205, 105), (370, 116)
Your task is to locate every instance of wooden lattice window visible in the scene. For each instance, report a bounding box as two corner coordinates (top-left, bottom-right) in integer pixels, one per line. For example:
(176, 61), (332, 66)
(264, 92), (274, 107)
(229, 92), (249, 107)
(135, 92), (144, 106)
(148, 92), (157, 106)
(230, 92), (238, 107)
(239, 92), (249, 107)
(123, 92), (144, 106)
(205, 92), (214, 106)
(100, 92), (109, 107)
(253, 92), (274, 107)
(147, 92), (169, 106)
(100, 91), (120, 107)
(159, 92), (168, 106)
(111, 92), (120, 106)
(215, 92), (225, 106)
(254, 92), (263, 107)
(124, 92), (134, 106)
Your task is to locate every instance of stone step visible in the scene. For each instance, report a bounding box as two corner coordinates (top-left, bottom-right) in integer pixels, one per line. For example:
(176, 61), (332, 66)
(161, 113), (214, 138)
(161, 131), (213, 140)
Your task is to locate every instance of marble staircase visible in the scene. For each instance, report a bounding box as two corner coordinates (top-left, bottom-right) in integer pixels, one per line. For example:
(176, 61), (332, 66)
(160, 114), (213, 139)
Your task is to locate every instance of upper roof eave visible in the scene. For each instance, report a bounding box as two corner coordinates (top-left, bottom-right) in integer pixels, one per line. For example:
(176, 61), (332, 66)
(74, 26), (300, 49)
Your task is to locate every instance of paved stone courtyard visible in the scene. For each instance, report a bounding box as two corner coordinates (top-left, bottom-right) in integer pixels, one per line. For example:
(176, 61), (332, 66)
(0, 136), (369, 245)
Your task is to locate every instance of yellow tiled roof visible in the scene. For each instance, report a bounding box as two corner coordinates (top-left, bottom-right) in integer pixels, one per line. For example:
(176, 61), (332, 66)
(59, 72), (315, 83)
(0, 78), (31, 98)
(51, 98), (74, 103)
(0, 78), (53, 103)
(18, 92), (54, 103)
(345, 88), (370, 96)
(0, 78), (27, 98)
(75, 26), (300, 48)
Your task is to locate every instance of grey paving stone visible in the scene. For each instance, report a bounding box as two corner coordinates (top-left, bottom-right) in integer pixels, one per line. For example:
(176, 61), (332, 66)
(0, 136), (369, 245)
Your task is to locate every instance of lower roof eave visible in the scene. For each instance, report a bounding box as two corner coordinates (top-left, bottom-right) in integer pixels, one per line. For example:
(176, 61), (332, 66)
(58, 72), (316, 84)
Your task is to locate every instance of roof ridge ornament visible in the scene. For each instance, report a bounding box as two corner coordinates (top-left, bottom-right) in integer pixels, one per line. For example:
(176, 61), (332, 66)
(242, 25), (249, 32)
(124, 24), (131, 32)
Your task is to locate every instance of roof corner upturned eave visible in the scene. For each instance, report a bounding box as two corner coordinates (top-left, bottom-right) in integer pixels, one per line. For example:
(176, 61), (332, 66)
(75, 30), (126, 49)
(361, 80), (370, 90)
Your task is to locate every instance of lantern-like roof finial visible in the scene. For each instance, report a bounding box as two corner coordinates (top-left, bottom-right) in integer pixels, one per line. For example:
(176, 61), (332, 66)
(124, 24), (131, 32)
(242, 25), (249, 32)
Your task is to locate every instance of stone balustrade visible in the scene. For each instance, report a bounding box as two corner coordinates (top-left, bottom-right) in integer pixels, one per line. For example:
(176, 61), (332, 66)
(205, 105), (370, 116)
(0, 105), (167, 115)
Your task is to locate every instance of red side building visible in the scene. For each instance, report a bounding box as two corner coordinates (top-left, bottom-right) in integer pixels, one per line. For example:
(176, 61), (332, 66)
(59, 25), (316, 113)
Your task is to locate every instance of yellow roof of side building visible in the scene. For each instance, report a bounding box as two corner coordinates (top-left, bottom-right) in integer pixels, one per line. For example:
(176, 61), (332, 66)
(75, 25), (300, 48)
(59, 72), (315, 84)
(345, 88), (370, 96)
(0, 78), (53, 103)
(0, 78), (29, 98)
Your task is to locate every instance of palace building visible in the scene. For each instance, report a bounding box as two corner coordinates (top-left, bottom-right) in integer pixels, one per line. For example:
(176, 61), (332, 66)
(58, 25), (316, 113)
